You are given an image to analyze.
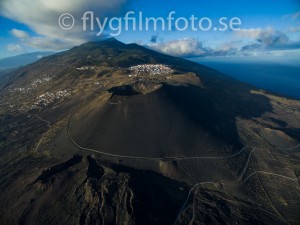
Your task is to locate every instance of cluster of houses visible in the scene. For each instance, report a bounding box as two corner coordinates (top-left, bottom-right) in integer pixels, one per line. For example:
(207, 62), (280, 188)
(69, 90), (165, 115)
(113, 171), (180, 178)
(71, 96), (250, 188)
(129, 64), (173, 76)
(31, 75), (53, 88)
(28, 89), (72, 110)
(76, 66), (95, 71)
(10, 87), (32, 94)
(10, 74), (53, 94)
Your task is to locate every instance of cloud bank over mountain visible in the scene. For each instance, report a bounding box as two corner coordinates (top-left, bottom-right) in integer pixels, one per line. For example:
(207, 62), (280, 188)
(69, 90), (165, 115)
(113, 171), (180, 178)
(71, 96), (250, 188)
(0, 0), (129, 50)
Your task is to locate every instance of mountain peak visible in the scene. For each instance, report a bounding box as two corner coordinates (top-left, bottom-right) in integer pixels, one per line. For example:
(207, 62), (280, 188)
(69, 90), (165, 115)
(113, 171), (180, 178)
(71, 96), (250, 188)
(80, 38), (126, 49)
(103, 37), (120, 42)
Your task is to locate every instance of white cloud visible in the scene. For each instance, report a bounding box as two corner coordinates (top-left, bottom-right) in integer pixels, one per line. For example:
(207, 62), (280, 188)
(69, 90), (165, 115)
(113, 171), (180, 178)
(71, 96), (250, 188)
(147, 27), (300, 58)
(283, 11), (300, 20)
(291, 12), (300, 20)
(9, 28), (75, 50)
(236, 27), (288, 46)
(149, 38), (208, 57)
(23, 36), (76, 50)
(288, 26), (300, 33)
(0, 0), (129, 50)
(6, 44), (24, 53)
(11, 29), (30, 39)
(148, 38), (240, 57)
(235, 27), (300, 51)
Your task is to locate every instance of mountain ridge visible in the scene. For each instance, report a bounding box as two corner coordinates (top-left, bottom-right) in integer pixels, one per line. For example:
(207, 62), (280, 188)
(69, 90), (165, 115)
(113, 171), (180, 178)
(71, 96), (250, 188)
(0, 51), (55, 71)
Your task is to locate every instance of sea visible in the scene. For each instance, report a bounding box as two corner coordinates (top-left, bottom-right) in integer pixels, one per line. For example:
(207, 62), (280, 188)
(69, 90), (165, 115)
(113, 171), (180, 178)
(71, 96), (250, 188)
(191, 56), (300, 99)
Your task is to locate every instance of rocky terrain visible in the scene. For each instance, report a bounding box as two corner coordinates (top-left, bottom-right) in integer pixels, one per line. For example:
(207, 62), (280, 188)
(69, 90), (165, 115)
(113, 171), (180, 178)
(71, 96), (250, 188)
(0, 38), (299, 225)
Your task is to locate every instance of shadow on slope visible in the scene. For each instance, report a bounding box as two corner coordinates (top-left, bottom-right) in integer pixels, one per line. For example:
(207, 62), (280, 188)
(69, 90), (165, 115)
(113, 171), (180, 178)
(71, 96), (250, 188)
(70, 83), (272, 158)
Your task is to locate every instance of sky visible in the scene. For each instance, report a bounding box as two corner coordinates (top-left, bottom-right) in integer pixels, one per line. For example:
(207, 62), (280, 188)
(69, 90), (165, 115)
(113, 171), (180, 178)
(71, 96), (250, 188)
(0, 0), (300, 59)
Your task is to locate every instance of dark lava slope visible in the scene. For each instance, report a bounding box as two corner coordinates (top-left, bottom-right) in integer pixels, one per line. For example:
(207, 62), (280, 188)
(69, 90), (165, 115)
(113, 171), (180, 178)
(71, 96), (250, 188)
(70, 83), (245, 157)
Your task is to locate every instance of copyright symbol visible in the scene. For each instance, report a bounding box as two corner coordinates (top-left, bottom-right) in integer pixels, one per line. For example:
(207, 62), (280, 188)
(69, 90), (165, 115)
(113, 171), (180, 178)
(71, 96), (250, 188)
(59, 13), (75, 30)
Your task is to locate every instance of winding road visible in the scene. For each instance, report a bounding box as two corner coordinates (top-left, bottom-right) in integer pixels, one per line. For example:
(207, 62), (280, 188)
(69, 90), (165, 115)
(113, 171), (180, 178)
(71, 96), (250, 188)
(65, 112), (300, 225)
(244, 171), (298, 183)
(173, 182), (215, 225)
(32, 113), (51, 152)
(67, 113), (249, 161)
